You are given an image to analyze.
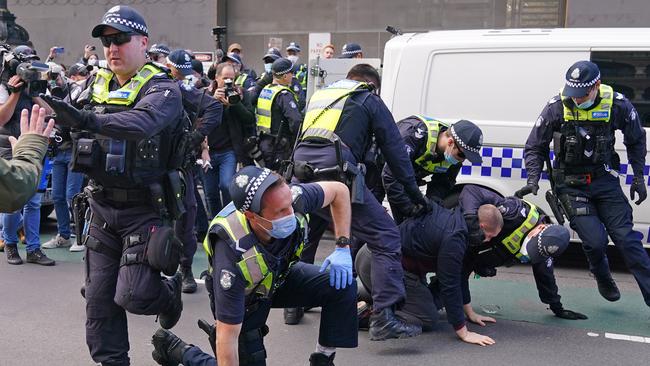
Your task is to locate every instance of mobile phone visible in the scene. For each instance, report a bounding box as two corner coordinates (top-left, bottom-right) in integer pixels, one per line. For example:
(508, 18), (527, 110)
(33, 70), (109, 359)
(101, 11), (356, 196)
(53, 47), (64, 54)
(89, 45), (96, 51)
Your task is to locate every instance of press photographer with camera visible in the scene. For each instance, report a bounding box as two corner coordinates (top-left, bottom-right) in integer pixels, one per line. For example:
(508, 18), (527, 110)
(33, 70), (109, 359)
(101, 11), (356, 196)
(204, 62), (256, 215)
(0, 45), (55, 266)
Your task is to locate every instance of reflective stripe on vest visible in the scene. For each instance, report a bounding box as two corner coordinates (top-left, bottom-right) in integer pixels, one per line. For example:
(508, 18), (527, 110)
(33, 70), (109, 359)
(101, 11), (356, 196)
(501, 202), (541, 259)
(412, 115), (453, 173)
(295, 64), (307, 89)
(256, 85), (296, 133)
(235, 73), (249, 87)
(92, 64), (162, 106)
(561, 84), (614, 123)
(300, 79), (369, 141)
(202, 208), (307, 297)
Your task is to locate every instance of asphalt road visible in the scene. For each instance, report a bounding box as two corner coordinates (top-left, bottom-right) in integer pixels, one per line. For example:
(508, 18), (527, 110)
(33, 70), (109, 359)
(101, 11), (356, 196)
(0, 217), (649, 365)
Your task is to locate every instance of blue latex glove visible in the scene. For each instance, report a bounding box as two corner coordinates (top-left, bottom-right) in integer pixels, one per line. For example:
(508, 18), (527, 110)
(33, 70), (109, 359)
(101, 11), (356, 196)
(319, 247), (353, 289)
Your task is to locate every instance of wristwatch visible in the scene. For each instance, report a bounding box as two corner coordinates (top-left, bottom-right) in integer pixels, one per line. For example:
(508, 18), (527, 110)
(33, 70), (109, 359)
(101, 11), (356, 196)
(335, 236), (351, 248)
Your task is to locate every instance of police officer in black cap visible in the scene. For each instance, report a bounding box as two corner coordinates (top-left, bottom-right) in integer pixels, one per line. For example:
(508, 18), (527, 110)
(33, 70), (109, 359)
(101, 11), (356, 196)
(166, 48), (223, 293)
(340, 43), (363, 59)
(286, 42), (307, 92)
(148, 43), (171, 64)
(458, 184), (587, 321)
(517, 60), (650, 307)
(40, 5), (186, 365)
(255, 57), (303, 171)
(383, 117), (484, 223)
(151, 166), (358, 366)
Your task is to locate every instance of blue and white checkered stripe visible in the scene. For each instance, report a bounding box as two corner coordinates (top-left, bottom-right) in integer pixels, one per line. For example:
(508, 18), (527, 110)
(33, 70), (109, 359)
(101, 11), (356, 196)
(103, 17), (148, 35)
(460, 146), (650, 186)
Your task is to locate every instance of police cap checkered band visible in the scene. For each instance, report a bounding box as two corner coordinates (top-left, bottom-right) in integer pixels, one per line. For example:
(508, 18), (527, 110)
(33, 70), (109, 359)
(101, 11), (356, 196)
(149, 44), (170, 55)
(229, 166), (282, 213)
(450, 125), (480, 154)
(92, 5), (148, 37)
(526, 224), (570, 264)
(272, 58), (293, 76)
(103, 17), (148, 34)
(565, 71), (600, 89)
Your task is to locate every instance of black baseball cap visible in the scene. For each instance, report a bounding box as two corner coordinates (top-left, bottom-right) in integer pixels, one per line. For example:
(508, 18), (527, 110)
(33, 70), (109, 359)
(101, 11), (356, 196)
(525, 224), (570, 264)
(272, 58), (293, 76)
(449, 120), (483, 164)
(92, 5), (148, 38)
(230, 166), (281, 213)
(563, 60), (601, 98)
(167, 49), (193, 76)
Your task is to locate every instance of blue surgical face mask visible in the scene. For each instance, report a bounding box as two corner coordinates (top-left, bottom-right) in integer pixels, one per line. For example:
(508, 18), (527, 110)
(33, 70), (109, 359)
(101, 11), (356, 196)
(573, 97), (595, 110)
(444, 147), (459, 165)
(257, 213), (296, 239)
(264, 63), (272, 73)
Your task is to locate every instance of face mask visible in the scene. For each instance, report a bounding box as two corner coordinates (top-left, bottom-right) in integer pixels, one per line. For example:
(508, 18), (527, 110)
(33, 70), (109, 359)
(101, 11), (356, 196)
(572, 88), (596, 109)
(257, 213), (296, 239)
(444, 146), (459, 165)
(264, 63), (272, 73)
(88, 58), (98, 66)
(287, 55), (299, 64)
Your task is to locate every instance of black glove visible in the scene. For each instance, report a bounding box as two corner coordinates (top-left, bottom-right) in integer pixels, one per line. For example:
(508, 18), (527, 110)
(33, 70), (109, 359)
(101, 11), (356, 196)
(474, 265), (497, 277)
(198, 318), (216, 355)
(630, 175), (647, 205)
(408, 196), (434, 217)
(552, 308), (588, 320)
(40, 94), (94, 130)
(514, 183), (539, 198)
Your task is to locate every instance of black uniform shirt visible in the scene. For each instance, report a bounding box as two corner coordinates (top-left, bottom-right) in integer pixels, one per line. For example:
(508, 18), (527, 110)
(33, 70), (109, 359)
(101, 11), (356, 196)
(211, 183), (324, 325)
(177, 80), (223, 137)
(270, 87), (303, 138)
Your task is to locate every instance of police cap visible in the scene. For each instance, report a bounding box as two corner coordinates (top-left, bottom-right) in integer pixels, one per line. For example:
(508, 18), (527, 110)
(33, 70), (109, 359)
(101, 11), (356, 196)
(340, 43), (362, 58)
(449, 120), (483, 164)
(230, 166), (281, 213)
(286, 42), (301, 53)
(225, 52), (242, 65)
(263, 47), (282, 63)
(525, 224), (570, 264)
(167, 49), (193, 76)
(563, 60), (601, 98)
(272, 58), (294, 76)
(148, 44), (171, 56)
(92, 5), (148, 38)
(13, 45), (39, 60)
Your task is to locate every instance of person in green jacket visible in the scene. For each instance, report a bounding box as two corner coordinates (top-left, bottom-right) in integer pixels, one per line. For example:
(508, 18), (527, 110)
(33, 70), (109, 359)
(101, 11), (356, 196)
(0, 105), (55, 213)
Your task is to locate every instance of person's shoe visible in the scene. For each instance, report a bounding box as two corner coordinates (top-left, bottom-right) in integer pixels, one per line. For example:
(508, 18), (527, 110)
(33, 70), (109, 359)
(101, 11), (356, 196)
(159, 273), (183, 329)
(369, 307), (422, 341)
(151, 328), (190, 366)
(284, 307), (304, 325)
(357, 301), (372, 330)
(42, 234), (72, 249)
(0, 239), (5, 252)
(26, 249), (56, 266)
(180, 266), (197, 294)
(5, 244), (23, 265)
(69, 241), (85, 252)
(596, 276), (621, 302)
(309, 352), (336, 366)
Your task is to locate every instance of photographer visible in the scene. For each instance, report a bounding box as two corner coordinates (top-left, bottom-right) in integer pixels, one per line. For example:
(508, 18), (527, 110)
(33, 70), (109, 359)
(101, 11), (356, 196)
(205, 62), (256, 215)
(0, 45), (55, 266)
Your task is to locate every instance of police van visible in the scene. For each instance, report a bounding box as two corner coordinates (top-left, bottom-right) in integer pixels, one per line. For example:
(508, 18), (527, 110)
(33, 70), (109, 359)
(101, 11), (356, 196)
(381, 28), (650, 247)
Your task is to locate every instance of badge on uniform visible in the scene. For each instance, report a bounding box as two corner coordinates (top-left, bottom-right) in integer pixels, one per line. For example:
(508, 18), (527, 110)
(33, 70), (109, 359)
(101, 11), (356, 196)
(220, 269), (236, 290)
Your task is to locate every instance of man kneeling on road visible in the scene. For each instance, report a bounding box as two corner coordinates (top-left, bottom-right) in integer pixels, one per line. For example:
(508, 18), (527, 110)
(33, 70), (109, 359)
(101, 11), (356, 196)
(151, 166), (357, 366)
(356, 200), (495, 346)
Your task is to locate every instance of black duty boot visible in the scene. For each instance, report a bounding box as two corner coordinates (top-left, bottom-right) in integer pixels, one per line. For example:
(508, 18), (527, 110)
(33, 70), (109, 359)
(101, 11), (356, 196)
(151, 328), (190, 366)
(283, 307), (304, 325)
(596, 276), (621, 302)
(369, 307), (422, 341)
(309, 352), (336, 366)
(26, 249), (55, 266)
(5, 244), (22, 265)
(159, 273), (183, 329)
(180, 266), (197, 294)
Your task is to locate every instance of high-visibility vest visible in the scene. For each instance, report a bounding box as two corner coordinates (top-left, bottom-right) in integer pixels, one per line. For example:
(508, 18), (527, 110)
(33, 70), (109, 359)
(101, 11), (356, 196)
(501, 201), (542, 260)
(561, 84), (613, 123)
(256, 84), (297, 134)
(92, 64), (162, 106)
(412, 115), (454, 174)
(235, 73), (249, 87)
(300, 79), (370, 141)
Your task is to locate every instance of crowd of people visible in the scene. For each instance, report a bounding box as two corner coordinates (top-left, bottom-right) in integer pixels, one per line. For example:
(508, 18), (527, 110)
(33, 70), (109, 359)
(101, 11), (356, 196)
(1, 4), (650, 366)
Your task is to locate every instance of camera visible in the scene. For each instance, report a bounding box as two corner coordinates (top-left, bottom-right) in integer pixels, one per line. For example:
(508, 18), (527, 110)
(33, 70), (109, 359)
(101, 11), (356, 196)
(0, 45), (48, 97)
(223, 78), (241, 104)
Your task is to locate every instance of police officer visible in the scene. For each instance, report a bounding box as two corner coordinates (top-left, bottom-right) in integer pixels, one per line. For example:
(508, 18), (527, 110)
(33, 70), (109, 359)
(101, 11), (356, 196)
(517, 60), (650, 307)
(256, 58), (303, 171)
(151, 166), (358, 366)
(227, 43), (258, 84)
(383, 117), (483, 223)
(286, 42), (307, 91)
(166, 49), (223, 293)
(458, 184), (587, 321)
(340, 43), (363, 59)
(354, 202), (495, 346)
(148, 43), (170, 64)
(224, 52), (255, 90)
(250, 49), (305, 111)
(290, 63), (426, 339)
(40, 6), (185, 365)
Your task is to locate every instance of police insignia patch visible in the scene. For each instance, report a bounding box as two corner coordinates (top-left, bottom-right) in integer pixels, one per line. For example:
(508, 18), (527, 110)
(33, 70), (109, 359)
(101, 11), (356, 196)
(415, 127), (425, 139)
(571, 68), (580, 79)
(290, 101), (297, 109)
(290, 185), (303, 201)
(236, 175), (249, 188)
(220, 270), (235, 290)
(546, 245), (559, 255)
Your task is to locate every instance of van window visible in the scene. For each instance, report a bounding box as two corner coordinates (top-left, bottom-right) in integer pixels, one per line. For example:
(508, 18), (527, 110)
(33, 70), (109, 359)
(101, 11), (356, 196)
(591, 51), (650, 128)
(425, 51), (586, 125)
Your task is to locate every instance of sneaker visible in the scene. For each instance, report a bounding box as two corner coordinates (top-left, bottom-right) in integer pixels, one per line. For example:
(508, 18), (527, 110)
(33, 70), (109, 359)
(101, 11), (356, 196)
(42, 234), (72, 249)
(283, 307), (304, 325)
(5, 244), (23, 265)
(596, 276), (621, 302)
(26, 249), (55, 266)
(159, 273), (183, 329)
(369, 307), (422, 341)
(151, 328), (190, 366)
(69, 242), (85, 252)
(180, 266), (197, 294)
(309, 352), (336, 366)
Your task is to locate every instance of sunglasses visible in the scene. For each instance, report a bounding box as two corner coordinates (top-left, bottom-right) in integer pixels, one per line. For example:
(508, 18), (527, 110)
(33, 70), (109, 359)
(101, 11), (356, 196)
(100, 32), (137, 47)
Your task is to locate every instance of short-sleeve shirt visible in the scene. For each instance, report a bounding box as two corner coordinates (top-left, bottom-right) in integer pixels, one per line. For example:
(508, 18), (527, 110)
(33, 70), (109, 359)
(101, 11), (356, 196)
(211, 182), (325, 324)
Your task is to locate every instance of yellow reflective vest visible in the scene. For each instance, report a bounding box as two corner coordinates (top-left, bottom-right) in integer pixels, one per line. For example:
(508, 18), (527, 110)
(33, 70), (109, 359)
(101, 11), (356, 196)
(561, 84), (613, 123)
(256, 84), (297, 134)
(412, 115), (454, 174)
(501, 201), (542, 260)
(92, 64), (162, 106)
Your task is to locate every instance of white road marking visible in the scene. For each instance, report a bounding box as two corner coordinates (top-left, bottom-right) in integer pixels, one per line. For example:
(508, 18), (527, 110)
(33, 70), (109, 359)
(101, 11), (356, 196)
(604, 332), (650, 344)
(587, 332), (599, 337)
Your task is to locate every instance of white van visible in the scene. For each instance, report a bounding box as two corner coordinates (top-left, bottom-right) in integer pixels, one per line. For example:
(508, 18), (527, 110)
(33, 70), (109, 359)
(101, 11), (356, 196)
(381, 28), (650, 247)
